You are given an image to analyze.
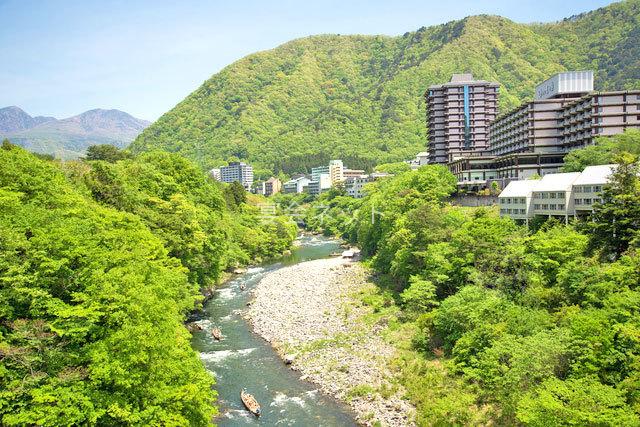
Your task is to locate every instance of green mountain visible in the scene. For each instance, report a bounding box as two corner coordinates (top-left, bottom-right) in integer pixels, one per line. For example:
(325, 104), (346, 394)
(131, 0), (640, 176)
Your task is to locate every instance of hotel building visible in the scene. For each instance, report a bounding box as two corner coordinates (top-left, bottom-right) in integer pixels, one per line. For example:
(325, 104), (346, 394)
(446, 71), (640, 186)
(220, 161), (254, 190)
(425, 74), (499, 164)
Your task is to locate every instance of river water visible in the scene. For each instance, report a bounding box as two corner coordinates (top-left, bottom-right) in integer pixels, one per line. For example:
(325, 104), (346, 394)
(191, 234), (358, 426)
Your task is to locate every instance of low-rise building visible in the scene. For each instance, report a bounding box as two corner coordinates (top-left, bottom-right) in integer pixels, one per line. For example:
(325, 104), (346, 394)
(345, 175), (372, 198)
(498, 165), (617, 222)
(572, 164), (615, 214)
(498, 179), (538, 222)
(531, 172), (581, 221)
(306, 174), (331, 196)
(263, 177), (282, 197)
(283, 176), (311, 194)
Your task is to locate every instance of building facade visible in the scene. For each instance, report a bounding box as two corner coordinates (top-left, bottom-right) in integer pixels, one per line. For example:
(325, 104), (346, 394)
(283, 176), (311, 194)
(425, 73), (499, 164)
(447, 71), (640, 188)
(306, 174), (331, 196)
(498, 164), (616, 222)
(263, 177), (282, 197)
(220, 162), (254, 190)
(208, 168), (221, 181)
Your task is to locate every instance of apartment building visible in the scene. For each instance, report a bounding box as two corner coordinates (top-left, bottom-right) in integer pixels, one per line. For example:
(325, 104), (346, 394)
(263, 177), (282, 197)
(561, 91), (640, 150)
(425, 74), (499, 164)
(498, 164), (616, 222)
(573, 165), (614, 214)
(220, 161), (254, 190)
(344, 172), (391, 199)
(306, 174), (331, 196)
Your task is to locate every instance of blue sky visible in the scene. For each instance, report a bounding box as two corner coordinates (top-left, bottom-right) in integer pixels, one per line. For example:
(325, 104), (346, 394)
(0, 0), (615, 121)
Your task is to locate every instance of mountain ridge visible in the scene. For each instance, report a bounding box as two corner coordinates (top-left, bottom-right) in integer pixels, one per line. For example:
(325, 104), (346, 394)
(130, 0), (640, 176)
(1, 107), (150, 159)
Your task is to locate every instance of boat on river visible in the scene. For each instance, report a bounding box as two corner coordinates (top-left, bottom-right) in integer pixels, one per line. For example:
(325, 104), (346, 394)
(211, 327), (222, 341)
(240, 389), (261, 416)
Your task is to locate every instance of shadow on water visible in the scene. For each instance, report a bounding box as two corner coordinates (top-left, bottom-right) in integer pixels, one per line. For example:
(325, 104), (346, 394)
(191, 234), (358, 426)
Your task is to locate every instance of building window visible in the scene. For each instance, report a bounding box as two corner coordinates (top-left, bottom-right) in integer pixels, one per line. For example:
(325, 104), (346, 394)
(463, 85), (471, 150)
(593, 185), (602, 192)
(557, 192), (564, 198)
(542, 204), (549, 210)
(534, 204), (541, 210)
(558, 204), (565, 210)
(575, 199), (582, 205)
(585, 198), (592, 204)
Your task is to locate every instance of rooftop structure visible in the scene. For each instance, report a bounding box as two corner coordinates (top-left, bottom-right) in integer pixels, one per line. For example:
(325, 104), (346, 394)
(535, 71), (594, 101)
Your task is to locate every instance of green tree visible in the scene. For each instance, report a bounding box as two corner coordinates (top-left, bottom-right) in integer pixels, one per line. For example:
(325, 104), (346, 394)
(588, 152), (640, 259)
(85, 144), (132, 162)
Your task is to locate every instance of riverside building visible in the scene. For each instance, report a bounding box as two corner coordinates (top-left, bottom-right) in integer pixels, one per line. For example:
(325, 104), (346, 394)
(447, 71), (640, 187)
(425, 74), (499, 164)
(220, 161), (254, 190)
(498, 164), (616, 223)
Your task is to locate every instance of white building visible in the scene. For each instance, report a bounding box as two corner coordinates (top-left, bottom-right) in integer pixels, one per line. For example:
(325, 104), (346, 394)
(498, 164), (617, 223)
(573, 165), (615, 214)
(345, 172), (390, 199)
(283, 176), (311, 194)
(307, 174), (331, 196)
(209, 168), (221, 180)
(498, 180), (538, 222)
(345, 175), (372, 198)
(220, 162), (254, 190)
(531, 172), (581, 221)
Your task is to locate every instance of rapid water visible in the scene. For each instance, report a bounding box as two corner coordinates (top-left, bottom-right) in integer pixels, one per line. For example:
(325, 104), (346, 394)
(191, 234), (358, 426)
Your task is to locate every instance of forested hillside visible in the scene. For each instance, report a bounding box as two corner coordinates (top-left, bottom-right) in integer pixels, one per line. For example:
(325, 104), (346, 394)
(0, 141), (296, 425)
(132, 0), (640, 177)
(300, 130), (640, 425)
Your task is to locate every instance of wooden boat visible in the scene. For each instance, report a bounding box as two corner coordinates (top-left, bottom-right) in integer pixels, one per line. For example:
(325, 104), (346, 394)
(211, 327), (222, 341)
(240, 389), (261, 416)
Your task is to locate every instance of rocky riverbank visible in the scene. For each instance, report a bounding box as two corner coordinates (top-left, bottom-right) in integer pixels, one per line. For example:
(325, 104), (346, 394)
(246, 256), (415, 426)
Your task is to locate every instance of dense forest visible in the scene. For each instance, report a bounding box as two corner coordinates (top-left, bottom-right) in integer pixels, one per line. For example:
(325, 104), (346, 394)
(131, 0), (640, 177)
(0, 142), (296, 425)
(301, 131), (640, 425)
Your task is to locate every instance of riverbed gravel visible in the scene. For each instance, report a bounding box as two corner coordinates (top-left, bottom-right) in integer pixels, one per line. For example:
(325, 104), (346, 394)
(246, 256), (416, 427)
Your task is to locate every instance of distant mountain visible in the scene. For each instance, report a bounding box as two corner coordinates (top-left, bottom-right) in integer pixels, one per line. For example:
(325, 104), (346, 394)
(131, 0), (640, 175)
(0, 106), (55, 134)
(1, 107), (150, 159)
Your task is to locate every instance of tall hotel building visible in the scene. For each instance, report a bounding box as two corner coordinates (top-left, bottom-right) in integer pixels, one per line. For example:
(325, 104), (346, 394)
(425, 74), (499, 164)
(445, 71), (640, 185)
(220, 161), (254, 190)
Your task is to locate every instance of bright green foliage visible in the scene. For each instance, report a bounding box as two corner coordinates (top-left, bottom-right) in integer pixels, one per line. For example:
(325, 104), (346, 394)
(308, 149), (640, 424)
(131, 1), (640, 175)
(517, 377), (639, 426)
(562, 129), (640, 172)
(587, 152), (640, 259)
(85, 144), (132, 162)
(0, 146), (216, 425)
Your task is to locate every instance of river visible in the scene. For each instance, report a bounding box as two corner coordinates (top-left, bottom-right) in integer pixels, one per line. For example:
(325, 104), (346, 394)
(191, 234), (358, 426)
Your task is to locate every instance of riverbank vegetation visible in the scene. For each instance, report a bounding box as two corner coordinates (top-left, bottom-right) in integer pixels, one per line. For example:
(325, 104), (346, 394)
(0, 142), (296, 425)
(304, 133), (640, 425)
